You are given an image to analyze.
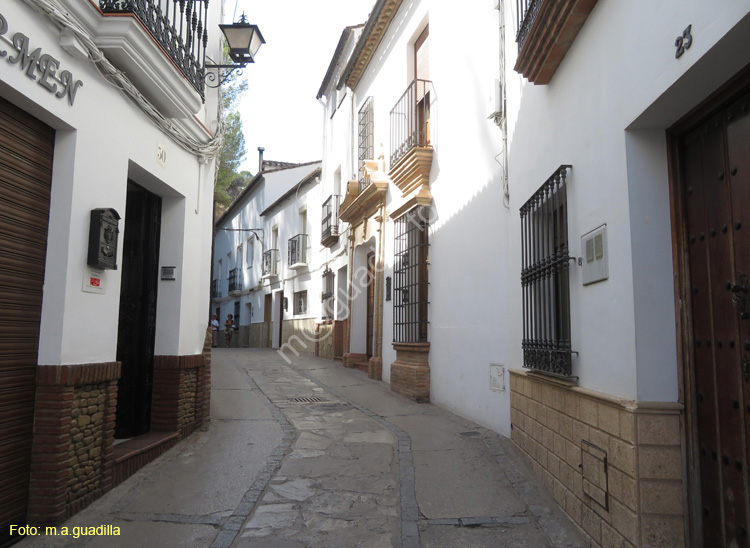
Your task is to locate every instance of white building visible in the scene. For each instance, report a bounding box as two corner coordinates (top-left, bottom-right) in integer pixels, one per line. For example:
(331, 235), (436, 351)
(503, 0), (750, 546)
(317, 0), (750, 546)
(0, 0), (225, 533)
(213, 157), (323, 355)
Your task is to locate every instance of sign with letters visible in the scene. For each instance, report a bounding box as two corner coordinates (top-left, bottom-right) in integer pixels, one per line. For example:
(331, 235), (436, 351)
(0, 10), (83, 106)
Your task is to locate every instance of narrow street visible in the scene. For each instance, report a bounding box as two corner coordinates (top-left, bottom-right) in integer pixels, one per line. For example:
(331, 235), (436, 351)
(17, 349), (586, 548)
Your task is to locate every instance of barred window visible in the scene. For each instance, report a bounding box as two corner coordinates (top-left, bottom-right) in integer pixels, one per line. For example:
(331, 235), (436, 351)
(358, 97), (374, 192)
(322, 268), (335, 321)
(293, 290), (307, 316)
(520, 165), (573, 377)
(394, 206), (429, 343)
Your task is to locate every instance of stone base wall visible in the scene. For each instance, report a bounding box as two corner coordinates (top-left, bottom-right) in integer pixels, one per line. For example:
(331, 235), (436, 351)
(28, 363), (120, 525)
(317, 322), (334, 359)
(280, 318), (317, 355)
(390, 343), (430, 403)
(152, 354), (208, 437)
(509, 369), (685, 548)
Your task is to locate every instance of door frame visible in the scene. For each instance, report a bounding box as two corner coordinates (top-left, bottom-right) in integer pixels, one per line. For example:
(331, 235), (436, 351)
(667, 64), (750, 547)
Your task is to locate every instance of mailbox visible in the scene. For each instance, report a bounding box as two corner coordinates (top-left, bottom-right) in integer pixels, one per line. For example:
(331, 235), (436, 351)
(87, 208), (120, 270)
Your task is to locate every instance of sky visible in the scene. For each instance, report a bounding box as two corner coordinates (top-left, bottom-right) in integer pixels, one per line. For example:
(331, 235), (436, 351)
(226, 0), (375, 173)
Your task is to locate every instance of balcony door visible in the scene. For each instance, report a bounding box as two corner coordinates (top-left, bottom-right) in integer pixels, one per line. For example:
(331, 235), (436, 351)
(415, 25), (430, 146)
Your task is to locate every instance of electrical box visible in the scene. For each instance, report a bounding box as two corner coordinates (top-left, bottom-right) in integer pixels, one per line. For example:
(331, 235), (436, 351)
(581, 225), (608, 286)
(87, 208), (120, 270)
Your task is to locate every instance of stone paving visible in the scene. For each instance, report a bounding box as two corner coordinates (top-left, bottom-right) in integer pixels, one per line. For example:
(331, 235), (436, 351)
(16, 349), (587, 548)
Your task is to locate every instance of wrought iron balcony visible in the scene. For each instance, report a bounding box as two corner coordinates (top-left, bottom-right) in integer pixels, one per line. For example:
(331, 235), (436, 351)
(321, 195), (340, 247)
(228, 268), (242, 293)
(262, 249), (279, 277)
(288, 234), (308, 269)
(390, 79), (432, 167)
(516, 0), (543, 51)
(99, 0), (207, 98)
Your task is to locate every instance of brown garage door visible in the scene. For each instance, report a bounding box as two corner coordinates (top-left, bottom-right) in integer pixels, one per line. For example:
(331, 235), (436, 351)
(0, 96), (54, 545)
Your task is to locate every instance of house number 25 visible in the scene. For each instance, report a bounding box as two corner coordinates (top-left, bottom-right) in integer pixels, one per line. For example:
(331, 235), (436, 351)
(675, 25), (692, 59)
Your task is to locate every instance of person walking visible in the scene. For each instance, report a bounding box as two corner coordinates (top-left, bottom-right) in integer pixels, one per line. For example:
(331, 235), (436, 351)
(224, 313), (234, 348)
(210, 314), (219, 348)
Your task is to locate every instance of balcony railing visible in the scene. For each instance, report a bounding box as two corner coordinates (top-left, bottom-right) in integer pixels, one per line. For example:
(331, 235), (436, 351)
(211, 279), (221, 298)
(516, 0), (543, 50)
(288, 234), (308, 268)
(390, 79), (432, 167)
(262, 249), (279, 277)
(228, 268), (242, 292)
(100, 0), (207, 97)
(321, 195), (340, 246)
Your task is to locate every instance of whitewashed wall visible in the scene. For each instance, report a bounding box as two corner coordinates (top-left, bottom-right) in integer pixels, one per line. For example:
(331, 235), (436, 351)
(502, 0), (750, 402)
(2, 0), (221, 365)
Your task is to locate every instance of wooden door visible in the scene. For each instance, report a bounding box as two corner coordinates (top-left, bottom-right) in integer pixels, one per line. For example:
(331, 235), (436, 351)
(264, 293), (272, 347)
(0, 96), (54, 546)
(681, 90), (750, 547)
(366, 252), (375, 359)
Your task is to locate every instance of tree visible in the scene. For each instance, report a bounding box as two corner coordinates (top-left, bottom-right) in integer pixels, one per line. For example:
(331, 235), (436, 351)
(215, 77), (250, 215)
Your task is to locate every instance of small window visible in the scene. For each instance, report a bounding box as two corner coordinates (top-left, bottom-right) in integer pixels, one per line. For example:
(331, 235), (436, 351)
(520, 165), (573, 377)
(294, 290), (307, 315)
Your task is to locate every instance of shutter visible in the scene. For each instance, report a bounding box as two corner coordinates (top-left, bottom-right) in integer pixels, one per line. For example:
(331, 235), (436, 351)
(0, 95), (54, 544)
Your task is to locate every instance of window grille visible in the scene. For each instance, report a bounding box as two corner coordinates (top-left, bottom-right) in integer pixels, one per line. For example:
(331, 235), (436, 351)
(394, 206), (430, 343)
(322, 267), (335, 321)
(358, 97), (374, 194)
(520, 165), (573, 377)
(294, 291), (307, 315)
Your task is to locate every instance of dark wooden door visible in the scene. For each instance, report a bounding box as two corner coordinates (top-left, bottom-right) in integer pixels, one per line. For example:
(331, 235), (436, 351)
(277, 291), (284, 348)
(366, 252), (375, 359)
(116, 182), (161, 438)
(0, 96), (54, 547)
(682, 91), (750, 547)
(264, 293), (272, 347)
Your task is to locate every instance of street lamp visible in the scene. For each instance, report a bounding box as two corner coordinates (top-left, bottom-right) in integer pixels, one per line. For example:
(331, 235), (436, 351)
(205, 13), (265, 88)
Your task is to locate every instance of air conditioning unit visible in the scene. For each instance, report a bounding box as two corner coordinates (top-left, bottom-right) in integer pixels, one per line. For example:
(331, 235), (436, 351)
(487, 79), (505, 126)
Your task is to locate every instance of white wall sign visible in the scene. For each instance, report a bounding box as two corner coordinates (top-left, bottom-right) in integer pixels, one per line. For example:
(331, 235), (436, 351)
(83, 268), (106, 294)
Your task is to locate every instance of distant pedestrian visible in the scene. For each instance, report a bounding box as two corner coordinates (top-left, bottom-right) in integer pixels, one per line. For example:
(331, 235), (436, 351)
(210, 314), (219, 348)
(224, 314), (234, 348)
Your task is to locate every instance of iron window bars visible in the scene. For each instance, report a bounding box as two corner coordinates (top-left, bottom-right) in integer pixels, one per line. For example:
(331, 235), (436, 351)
(262, 249), (279, 277)
(516, 0), (543, 50)
(358, 97), (375, 194)
(520, 164), (573, 377)
(288, 234), (308, 266)
(294, 291), (307, 315)
(321, 195), (340, 243)
(390, 79), (432, 167)
(210, 279), (220, 298)
(394, 206), (430, 343)
(100, 0), (208, 98)
(322, 267), (335, 321)
(228, 267), (242, 292)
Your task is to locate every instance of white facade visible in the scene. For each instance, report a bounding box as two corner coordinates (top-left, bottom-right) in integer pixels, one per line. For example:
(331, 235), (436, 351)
(213, 160), (324, 352)
(318, 0), (511, 433)
(1, 0), (221, 364)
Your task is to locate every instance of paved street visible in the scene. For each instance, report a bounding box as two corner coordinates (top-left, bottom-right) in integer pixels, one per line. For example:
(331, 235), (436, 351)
(17, 349), (586, 548)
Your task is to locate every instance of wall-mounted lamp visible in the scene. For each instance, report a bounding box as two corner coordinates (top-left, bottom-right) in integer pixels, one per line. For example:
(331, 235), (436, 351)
(205, 13), (265, 88)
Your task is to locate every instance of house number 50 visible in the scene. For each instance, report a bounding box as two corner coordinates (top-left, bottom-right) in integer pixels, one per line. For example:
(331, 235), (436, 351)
(675, 25), (692, 59)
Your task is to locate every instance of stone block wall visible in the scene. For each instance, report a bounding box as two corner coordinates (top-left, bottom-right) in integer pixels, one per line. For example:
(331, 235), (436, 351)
(247, 322), (269, 348)
(317, 322), (334, 359)
(28, 363), (120, 524)
(152, 354), (208, 438)
(390, 342), (430, 402)
(509, 369), (685, 547)
(280, 318), (317, 355)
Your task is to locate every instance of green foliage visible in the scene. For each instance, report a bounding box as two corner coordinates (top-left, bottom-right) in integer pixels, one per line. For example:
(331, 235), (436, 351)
(215, 77), (250, 214)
